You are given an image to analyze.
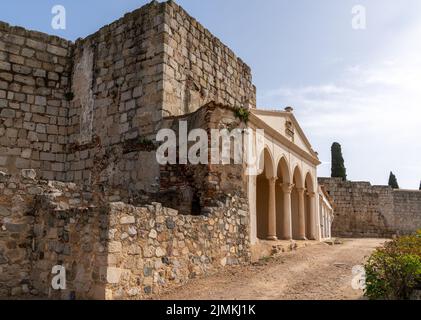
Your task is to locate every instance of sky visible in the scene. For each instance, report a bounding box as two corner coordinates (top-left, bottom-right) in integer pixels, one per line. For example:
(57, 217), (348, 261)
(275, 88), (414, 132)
(1, 0), (420, 189)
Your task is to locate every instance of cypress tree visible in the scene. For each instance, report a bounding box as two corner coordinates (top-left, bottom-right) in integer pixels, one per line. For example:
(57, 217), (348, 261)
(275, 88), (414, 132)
(419, 181), (421, 191)
(331, 142), (347, 180)
(388, 172), (399, 189)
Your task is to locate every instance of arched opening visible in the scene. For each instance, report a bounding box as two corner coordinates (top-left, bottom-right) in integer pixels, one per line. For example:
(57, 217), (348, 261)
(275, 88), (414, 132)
(256, 148), (274, 240)
(305, 172), (316, 240)
(292, 166), (305, 240)
(276, 157), (291, 239)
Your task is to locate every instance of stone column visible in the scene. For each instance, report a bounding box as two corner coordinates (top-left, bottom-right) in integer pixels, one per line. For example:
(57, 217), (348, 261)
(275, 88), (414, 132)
(324, 209), (328, 238)
(307, 191), (316, 240)
(281, 183), (293, 240)
(327, 214), (332, 239)
(297, 188), (306, 240)
(267, 177), (278, 241)
(319, 196), (324, 239)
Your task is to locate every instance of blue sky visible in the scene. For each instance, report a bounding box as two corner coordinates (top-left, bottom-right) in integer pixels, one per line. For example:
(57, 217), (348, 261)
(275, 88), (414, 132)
(1, 0), (421, 188)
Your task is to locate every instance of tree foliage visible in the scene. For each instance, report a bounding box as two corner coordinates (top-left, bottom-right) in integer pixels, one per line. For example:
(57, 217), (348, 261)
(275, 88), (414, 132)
(388, 172), (399, 189)
(331, 142), (347, 180)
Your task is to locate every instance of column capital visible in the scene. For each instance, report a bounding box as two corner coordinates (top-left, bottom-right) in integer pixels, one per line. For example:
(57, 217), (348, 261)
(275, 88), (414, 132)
(268, 176), (278, 184)
(296, 187), (305, 195)
(306, 191), (317, 197)
(281, 183), (294, 193)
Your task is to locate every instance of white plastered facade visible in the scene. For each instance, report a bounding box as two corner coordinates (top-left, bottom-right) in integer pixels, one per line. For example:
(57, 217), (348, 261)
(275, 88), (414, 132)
(247, 108), (333, 245)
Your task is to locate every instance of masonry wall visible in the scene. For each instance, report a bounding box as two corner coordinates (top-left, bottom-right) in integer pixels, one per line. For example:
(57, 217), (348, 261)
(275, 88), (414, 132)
(0, 169), (88, 297)
(102, 199), (249, 300)
(0, 23), (73, 181)
(159, 102), (247, 215)
(31, 192), (108, 300)
(63, 0), (255, 196)
(319, 177), (421, 238)
(161, 1), (256, 116)
(1, 0), (256, 299)
(65, 2), (165, 192)
(0, 171), (37, 296)
(0, 171), (250, 299)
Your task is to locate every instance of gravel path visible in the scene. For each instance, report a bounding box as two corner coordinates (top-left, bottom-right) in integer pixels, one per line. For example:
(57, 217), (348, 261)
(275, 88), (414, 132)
(158, 238), (387, 300)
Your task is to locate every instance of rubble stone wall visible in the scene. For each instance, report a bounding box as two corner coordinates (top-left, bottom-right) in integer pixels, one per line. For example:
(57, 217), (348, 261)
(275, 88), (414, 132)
(0, 171), (250, 299)
(319, 177), (421, 238)
(102, 199), (250, 300)
(0, 170), (86, 297)
(0, 0), (256, 299)
(0, 171), (39, 296)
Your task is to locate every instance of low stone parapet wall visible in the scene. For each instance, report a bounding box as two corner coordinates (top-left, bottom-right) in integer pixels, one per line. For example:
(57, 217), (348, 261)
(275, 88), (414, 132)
(0, 170), (250, 299)
(318, 177), (421, 238)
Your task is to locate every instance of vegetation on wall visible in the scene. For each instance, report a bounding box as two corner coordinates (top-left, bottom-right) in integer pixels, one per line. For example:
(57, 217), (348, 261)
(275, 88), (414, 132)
(123, 137), (156, 153)
(388, 172), (400, 189)
(331, 142), (347, 180)
(234, 107), (250, 124)
(364, 230), (421, 300)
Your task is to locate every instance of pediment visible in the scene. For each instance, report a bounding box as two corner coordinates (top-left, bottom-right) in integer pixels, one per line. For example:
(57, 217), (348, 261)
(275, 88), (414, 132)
(250, 109), (318, 159)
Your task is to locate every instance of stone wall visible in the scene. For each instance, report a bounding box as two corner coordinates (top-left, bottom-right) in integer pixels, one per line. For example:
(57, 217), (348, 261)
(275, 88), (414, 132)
(319, 177), (421, 238)
(0, 170), (86, 297)
(0, 23), (73, 181)
(65, 1), (164, 191)
(102, 198), (249, 300)
(0, 170), (250, 299)
(63, 0), (255, 193)
(0, 171), (38, 296)
(0, 0), (256, 196)
(159, 102), (247, 215)
(161, 1), (256, 116)
(0, 0), (256, 299)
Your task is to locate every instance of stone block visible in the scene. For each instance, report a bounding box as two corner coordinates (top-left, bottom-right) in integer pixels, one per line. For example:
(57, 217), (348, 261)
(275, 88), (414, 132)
(108, 241), (122, 253)
(46, 44), (68, 57)
(0, 108), (15, 118)
(120, 215), (135, 225)
(105, 267), (122, 284)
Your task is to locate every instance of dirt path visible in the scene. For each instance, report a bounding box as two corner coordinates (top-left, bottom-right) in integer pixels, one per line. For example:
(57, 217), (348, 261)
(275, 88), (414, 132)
(158, 238), (387, 300)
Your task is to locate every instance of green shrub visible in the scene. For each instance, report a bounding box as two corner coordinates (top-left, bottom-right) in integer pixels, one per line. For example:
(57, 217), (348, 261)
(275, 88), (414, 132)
(364, 231), (421, 300)
(234, 107), (250, 124)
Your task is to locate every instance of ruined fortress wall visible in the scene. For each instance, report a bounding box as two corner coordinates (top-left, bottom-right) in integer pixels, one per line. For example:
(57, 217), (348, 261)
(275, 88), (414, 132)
(1, 171), (250, 299)
(101, 199), (250, 300)
(393, 190), (421, 235)
(1, 1), (256, 299)
(319, 177), (421, 238)
(161, 1), (256, 116)
(30, 192), (108, 300)
(0, 171), (39, 296)
(0, 23), (73, 181)
(1, 1), (256, 196)
(66, 2), (165, 191)
(31, 199), (250, 300)
(159, 103), (247, 215)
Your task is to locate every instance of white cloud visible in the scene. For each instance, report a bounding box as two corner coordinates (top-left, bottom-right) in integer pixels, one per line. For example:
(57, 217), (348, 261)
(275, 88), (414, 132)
(260, 19), (421, 188)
